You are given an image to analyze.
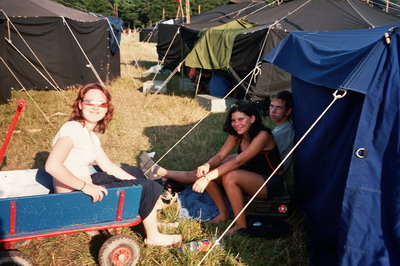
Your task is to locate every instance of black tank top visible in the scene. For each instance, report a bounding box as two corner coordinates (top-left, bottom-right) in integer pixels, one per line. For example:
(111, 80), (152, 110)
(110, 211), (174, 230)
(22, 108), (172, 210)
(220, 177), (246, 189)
(237, 133), (282, 176)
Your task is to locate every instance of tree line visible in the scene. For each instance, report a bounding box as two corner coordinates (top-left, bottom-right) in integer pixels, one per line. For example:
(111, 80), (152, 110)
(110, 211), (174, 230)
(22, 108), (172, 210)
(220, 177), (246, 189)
(51, 0), (400, 29)
(51, 0), (229, 28)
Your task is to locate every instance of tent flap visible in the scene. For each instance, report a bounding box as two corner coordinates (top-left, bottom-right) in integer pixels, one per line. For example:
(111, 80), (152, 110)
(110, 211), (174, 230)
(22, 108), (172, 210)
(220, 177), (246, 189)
(266, 23), (400, 265)
(185, 18), (256, 69)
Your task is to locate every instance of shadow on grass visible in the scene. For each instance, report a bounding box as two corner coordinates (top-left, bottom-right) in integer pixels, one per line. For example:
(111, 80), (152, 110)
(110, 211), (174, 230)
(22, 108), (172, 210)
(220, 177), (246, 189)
(88, 234), (107, 264)
(141, 113), (227, 171)
(140, 114), (309, 265)
(32, 151), (49, 169)
(139, 75), (199, 98)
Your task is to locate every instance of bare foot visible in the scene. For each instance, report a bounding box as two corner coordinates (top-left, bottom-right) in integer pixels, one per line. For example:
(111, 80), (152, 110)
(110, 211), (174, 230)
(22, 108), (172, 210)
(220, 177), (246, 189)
(208, 212), (229, 224)
(226, 225), (245, 236)
(144, 233), (182, 247)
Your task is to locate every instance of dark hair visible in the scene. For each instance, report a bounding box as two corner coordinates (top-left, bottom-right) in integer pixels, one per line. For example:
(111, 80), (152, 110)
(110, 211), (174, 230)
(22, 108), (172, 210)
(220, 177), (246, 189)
(270, 90), (293, 110)
(223, 100), (269, 140)
(69, 83), (114, 134)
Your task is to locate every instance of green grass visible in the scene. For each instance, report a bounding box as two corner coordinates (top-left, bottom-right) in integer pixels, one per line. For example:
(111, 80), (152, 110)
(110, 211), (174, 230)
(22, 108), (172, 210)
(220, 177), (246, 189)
(0, 34), (309, 265)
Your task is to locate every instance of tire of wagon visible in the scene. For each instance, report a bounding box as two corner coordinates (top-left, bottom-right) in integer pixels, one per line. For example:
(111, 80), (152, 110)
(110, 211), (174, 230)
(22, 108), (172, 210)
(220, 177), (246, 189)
(98, 234), (140, 266)
(0, 250), (34, 266)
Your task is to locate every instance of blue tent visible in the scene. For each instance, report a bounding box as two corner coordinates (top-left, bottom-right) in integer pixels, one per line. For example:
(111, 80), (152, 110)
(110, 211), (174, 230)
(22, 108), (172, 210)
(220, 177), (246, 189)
(264, 24), (400, 265)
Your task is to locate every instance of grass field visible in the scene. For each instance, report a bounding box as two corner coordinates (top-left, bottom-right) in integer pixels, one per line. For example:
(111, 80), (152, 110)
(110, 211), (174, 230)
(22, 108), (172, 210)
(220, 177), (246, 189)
(0, 33), (309, 265)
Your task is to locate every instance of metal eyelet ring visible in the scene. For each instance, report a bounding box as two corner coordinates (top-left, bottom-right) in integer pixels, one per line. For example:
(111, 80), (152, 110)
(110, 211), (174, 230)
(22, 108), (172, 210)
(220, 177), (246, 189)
(333, 89), (347, 99)
(355, 148), (367, 158)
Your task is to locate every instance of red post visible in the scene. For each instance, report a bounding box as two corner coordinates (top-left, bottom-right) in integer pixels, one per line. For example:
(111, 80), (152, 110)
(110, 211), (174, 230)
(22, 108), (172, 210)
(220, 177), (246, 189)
(0, 99), (26, 164)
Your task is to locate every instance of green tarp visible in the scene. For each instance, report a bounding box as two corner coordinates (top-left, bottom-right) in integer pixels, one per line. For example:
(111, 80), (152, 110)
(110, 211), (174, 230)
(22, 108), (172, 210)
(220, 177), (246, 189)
(185, 18), (256, 70)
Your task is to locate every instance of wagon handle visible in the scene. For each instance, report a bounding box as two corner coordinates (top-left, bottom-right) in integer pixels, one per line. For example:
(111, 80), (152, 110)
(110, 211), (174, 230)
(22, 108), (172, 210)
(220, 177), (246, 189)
(0, 99), (26, 165)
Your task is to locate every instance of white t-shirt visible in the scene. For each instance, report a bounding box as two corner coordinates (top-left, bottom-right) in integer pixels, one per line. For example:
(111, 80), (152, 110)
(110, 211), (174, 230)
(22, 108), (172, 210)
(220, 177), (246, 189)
(52, 121), (101, 178)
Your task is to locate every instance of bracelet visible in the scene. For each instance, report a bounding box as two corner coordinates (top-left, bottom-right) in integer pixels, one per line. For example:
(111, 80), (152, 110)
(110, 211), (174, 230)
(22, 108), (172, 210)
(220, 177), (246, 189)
(203, 176), (210, 181)
(79, 181), (86, 191)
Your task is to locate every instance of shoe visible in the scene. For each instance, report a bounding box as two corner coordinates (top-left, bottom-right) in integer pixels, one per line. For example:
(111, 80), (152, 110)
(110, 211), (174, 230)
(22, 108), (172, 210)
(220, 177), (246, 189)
(160, 190), (178, 205)
(163, 179), (185, 193)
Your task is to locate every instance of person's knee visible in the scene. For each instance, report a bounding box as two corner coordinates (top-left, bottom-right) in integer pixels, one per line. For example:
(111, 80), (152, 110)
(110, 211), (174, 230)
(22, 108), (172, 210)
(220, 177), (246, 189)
(221, 171), (239, 187)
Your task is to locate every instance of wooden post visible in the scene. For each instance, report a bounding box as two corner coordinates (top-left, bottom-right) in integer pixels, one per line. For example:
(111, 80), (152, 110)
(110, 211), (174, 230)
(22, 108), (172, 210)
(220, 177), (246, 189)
(113, 3), (118, 17)
(186, 0), (191, 24)
(176, 5), (180, 19)
(180, 0), (184, 19)
(198, 4), (201, 15)
(176, 1), (184, 19)
(162, 8), (166, 20)
(386, 0), (389, 13)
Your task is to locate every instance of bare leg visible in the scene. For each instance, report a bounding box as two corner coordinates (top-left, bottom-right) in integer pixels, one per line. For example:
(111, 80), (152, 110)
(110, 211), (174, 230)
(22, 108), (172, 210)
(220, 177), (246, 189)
(140, 152), (198, 184)
(222, 170), (267, 235)
(205, 180), (230, 223)
(142, 207), (182, 246)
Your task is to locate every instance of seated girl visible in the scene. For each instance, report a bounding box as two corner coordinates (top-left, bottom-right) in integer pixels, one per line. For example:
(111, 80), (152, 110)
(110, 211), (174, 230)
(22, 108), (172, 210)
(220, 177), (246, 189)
(45, 83), (181, 246)
(141, 100), (284, 234)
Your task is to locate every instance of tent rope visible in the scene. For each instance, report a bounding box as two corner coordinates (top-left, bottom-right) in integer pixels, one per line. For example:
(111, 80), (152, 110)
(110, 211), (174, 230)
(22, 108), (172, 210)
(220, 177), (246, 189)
(4, 39), (71, 103)
(105, 17), (137, 87)
(132, 23), (160, 72)
(61, 16), (105, 87)
(1, 9), (64, 94)
(210, 0), (273, 22)
(244, 27), (272, 99)
(150, 0), (309, 101)
(149, 26), (180, 84)
(0, 56), (55, 128)
(123, 31), (146, 76)
(234, 0), (263, 18)
(347, 0), (374, 27)
(143, 67), (258, 176)
(142, 24), (157, 43)
(197, 88), (348, 265)
(142, 60), (185, 107)
(243, 0), (279, 18)
(5, 40), (55, 90)
(241, 0), (312, 99)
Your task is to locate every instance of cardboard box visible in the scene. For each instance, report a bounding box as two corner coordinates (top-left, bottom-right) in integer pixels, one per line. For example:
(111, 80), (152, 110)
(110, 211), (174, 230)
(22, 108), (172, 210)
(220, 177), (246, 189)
(196, 94), (237, 113)
(142, 80), (167, 94)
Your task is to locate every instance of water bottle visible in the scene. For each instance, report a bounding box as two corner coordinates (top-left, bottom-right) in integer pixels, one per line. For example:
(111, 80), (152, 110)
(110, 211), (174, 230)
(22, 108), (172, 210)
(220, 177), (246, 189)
(180, 237), (222, 252)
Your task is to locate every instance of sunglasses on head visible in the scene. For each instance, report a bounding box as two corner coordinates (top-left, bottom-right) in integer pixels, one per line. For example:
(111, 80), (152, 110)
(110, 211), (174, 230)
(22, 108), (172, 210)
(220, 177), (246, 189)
(82, 99), (108, 108)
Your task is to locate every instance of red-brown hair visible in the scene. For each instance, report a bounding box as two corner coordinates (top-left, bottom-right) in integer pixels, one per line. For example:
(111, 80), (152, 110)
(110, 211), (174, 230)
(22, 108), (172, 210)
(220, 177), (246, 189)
(69, 83), (114, 133)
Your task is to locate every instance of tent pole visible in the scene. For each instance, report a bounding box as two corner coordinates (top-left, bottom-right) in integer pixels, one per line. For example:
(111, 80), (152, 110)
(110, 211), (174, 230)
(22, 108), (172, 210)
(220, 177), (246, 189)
(194, 68), (202, 97)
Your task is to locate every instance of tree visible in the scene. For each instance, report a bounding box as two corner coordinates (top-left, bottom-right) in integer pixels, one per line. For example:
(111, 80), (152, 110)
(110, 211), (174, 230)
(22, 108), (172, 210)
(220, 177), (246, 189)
(51, 0), (231, 28)
(52, 0), (113, 15)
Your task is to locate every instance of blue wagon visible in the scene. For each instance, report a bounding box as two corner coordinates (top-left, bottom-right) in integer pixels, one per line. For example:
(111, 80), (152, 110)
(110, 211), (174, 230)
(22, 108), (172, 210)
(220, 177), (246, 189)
(0, 168), (143, 265)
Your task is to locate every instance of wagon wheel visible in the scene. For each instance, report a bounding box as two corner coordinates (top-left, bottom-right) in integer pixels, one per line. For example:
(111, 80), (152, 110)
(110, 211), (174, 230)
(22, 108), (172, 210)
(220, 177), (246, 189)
(98, 234), (140, 266)
(0, 250), (33, 266)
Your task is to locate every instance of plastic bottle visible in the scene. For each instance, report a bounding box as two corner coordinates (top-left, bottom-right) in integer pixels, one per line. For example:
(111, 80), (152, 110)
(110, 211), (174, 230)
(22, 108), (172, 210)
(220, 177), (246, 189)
(180, 236), (222, 252)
